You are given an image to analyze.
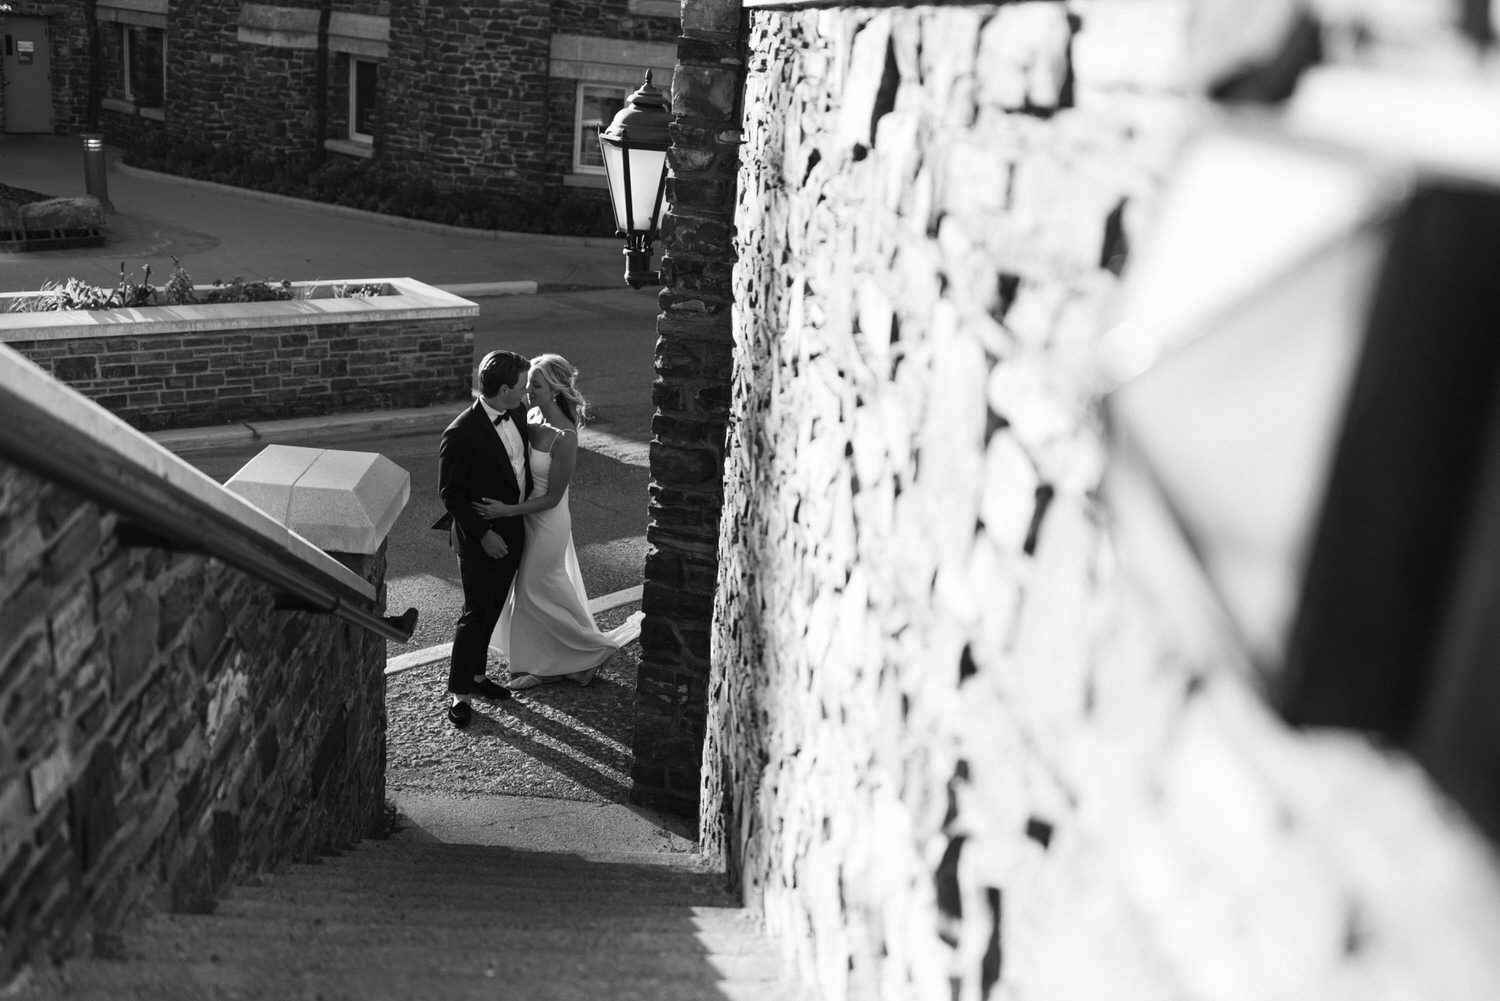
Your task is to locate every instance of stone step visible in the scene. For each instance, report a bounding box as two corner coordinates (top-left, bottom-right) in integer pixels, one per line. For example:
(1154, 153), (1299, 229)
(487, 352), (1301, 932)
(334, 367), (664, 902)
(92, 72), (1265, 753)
(270, 852), (726, 882)
(347, 840), (712, 869)
(9, 836), (812, 1001)
(215, 856), (737, 910)
(18, 958), (804, 1001)
(212, 894), (758, 930)
(219, 875), (735, 910)
(121, 926), (787, 981)
(276, 841), (721, 882)
(126, 910), (778, 957)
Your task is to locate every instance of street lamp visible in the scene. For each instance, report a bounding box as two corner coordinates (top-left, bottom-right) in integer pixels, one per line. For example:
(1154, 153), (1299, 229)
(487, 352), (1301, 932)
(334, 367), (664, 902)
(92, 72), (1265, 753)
(598, 71), (671, 289)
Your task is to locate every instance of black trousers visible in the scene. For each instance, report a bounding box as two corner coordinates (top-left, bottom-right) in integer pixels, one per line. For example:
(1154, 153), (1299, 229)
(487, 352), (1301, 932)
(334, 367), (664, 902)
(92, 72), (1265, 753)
(447, 543), (524, 695)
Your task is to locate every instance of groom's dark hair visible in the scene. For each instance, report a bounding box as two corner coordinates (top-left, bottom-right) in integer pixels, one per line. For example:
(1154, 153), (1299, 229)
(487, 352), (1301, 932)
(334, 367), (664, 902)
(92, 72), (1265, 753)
(478, 350), (529, 398)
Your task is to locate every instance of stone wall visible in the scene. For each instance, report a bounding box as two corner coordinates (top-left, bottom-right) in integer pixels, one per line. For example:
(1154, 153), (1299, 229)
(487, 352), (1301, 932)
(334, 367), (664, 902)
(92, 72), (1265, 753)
(2, 296), (473, 432)
(167, 0), (298, 153)
(0, 459), (389, 981)
(701, 2), (1500, 1000)
(376, 0), (678, 192)
(551, 0), (680, 42)
(628, 0), (743, 818)
(381, 0), (553, 191)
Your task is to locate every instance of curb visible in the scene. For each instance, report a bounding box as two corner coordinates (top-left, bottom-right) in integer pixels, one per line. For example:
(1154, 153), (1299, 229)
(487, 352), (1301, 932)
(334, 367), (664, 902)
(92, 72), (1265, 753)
(443, 281), (537, 297)
(110, 160), (624, 249)
(149, 406), (653, 459)
(447, 280), (625, 297)
(386, 592), (644, 676)
(149, 403), (459, 452)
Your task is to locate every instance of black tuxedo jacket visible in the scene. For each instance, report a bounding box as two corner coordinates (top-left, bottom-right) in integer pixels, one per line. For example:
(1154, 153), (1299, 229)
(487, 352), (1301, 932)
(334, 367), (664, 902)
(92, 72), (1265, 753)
(433, 401), (532, 556)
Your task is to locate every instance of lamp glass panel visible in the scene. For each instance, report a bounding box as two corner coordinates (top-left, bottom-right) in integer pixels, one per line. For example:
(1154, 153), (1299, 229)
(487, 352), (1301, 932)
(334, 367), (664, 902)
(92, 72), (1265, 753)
(614, 145), (667, 233)
(600, 140), (631, 232)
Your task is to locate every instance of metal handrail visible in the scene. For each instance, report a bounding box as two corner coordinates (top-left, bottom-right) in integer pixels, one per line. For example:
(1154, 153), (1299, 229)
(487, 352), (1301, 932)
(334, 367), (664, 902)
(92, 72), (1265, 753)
(0, 347), (417, 644)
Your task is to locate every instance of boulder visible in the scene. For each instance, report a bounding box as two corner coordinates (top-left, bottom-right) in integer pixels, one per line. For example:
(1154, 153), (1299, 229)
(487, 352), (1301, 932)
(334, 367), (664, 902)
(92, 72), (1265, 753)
(21, 195), (105, 234)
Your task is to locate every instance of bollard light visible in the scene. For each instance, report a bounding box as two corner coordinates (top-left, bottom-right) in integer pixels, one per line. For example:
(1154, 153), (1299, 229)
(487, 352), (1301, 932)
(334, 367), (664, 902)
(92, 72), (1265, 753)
(81, 133), (112, 211)
(598, 72), (671, 289)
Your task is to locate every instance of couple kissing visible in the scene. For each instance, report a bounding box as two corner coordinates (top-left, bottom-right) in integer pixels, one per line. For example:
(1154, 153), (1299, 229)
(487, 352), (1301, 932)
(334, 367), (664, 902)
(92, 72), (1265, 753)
(433, 350), (620, 729)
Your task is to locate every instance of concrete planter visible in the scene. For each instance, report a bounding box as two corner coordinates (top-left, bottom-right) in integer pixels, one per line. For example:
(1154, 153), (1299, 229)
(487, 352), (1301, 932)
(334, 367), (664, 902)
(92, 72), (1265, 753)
(0, 276), (477, 431)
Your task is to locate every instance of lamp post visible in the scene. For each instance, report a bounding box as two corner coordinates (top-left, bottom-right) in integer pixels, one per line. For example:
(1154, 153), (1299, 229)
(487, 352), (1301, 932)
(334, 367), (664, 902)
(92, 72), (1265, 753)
(81, 133), (112, 211)
(598, 71), (671, 289)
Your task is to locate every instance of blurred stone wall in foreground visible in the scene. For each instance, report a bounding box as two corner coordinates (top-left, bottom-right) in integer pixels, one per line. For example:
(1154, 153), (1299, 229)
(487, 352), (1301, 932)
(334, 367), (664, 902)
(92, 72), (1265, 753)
(699, 2), (1500, 999)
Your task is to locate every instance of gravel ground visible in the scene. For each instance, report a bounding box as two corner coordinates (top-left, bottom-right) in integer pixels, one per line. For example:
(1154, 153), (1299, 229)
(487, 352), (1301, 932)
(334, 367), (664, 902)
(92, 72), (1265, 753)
(385, 604), (642, 805)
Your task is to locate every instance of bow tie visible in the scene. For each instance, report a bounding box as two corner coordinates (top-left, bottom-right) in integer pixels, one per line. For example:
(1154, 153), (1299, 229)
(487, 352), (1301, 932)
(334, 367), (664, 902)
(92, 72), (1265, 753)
(493, 415), (504, 426)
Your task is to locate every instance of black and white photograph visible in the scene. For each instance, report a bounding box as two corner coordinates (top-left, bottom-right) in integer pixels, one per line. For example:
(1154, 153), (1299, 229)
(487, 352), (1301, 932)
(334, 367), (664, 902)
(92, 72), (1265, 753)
(2, 0), (1498, 998)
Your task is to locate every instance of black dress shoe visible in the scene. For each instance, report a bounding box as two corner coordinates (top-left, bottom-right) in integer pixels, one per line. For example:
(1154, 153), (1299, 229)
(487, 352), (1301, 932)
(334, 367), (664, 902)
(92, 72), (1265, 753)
(447, 700), (472, 728)
(470, 677), (514, 702)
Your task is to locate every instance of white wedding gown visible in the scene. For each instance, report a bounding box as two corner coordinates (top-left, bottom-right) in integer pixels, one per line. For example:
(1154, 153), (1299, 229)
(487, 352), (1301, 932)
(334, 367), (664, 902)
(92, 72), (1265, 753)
(489, 436), (621, 682)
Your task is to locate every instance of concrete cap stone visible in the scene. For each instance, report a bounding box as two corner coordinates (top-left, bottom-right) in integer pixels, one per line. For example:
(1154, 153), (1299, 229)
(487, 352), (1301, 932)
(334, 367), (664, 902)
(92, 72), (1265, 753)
(226, 443), (410, 555)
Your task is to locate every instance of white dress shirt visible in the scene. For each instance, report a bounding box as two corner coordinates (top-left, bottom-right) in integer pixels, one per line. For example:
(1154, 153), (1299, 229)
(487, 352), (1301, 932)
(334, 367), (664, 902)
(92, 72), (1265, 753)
(481, 400), (527, 490)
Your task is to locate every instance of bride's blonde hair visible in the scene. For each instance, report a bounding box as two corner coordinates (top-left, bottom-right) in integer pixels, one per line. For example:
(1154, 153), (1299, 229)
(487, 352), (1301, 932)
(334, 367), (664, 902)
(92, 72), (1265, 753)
(530, 353), (590, 427)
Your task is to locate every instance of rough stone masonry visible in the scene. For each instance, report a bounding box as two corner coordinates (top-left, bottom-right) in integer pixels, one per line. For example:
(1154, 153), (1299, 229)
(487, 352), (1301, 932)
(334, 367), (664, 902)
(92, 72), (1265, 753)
(0, 459), (388, 980)
(694, 1), (1500, 1000)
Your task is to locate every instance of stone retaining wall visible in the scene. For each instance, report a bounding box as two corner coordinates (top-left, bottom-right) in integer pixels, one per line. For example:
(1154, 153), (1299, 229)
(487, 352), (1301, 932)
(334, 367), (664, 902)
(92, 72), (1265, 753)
(700, 2), (1500, 1000)
(0, 459), (389, 981)
(1, 280), (475, 432)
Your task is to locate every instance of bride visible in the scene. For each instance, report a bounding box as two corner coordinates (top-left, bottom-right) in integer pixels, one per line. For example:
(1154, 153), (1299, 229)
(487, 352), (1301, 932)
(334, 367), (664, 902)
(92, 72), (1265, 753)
(472, 354), (621, 690)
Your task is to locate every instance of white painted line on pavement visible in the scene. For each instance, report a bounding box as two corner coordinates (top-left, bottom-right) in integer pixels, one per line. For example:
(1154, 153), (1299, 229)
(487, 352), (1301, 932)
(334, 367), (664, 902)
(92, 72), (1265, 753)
(590, 584), (642, 613)
(386, 643), (452, 676)
(438, 281), (538, 297)
(384, 584), (646, 676)
(578, 427), (650, 465)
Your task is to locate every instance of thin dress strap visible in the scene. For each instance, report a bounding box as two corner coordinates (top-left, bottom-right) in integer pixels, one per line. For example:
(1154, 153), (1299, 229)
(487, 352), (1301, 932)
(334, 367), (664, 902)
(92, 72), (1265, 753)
(534, 425), (575, 455)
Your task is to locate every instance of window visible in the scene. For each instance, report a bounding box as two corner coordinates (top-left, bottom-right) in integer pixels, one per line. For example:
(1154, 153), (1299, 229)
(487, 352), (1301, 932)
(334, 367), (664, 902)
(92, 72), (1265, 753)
(350, 57), (377, 142)
(574, 83), (627, 175)
(122, 24), (165, 110)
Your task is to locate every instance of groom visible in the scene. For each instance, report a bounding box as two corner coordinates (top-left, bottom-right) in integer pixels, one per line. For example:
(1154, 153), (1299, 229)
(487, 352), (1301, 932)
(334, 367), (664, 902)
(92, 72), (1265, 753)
(434, 349), (533, 728)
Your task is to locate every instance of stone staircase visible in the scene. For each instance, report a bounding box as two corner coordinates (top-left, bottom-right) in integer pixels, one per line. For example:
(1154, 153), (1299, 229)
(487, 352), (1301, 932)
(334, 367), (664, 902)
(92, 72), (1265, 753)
(10, 840), (808, 1001)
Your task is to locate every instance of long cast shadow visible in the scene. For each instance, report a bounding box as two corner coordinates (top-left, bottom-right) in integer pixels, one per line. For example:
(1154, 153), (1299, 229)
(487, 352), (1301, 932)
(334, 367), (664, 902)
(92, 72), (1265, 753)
(503, 690), (633, 774)
(457, 694), (633, 803)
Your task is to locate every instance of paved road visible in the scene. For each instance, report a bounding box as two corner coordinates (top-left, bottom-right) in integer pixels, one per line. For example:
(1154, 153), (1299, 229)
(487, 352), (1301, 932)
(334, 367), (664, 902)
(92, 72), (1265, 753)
(0, 134), (623, 293)
(472, 285), (661, 447)
(176, 287), (661, 652)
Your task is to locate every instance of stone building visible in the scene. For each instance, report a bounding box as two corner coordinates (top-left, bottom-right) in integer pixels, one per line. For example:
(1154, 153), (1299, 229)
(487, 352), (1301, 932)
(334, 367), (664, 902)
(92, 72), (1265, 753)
(0, 0), (679, 200)
(642, 0), (1500, 998)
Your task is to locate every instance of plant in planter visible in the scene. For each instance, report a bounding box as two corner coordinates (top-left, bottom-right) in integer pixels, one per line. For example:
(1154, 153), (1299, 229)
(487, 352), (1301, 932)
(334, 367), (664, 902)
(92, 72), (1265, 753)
(10, 262), (162, 312)
(7, 258), (385, 313)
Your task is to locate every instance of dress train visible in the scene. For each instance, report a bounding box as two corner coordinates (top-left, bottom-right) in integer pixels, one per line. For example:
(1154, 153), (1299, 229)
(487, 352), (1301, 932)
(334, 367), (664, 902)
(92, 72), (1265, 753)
(488, 441), (621, 686)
